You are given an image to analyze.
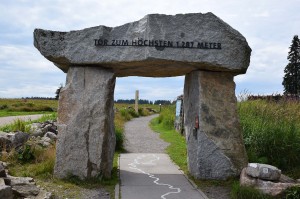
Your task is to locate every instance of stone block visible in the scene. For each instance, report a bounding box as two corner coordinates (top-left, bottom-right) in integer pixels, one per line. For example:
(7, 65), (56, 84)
(54, 66), (116, 179)
(184, 71), (248, 180)
(246, 163), (281, 181)
(34, 13), (251, 77)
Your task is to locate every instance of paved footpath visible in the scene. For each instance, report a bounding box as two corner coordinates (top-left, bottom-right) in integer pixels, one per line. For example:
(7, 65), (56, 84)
(0, 114), (45, 127)
(120, 115), (208, 199)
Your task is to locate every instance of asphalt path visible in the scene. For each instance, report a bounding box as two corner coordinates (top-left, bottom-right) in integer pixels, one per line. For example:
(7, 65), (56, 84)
(120, 115), (208, 199)
(0, 114), (45, 127)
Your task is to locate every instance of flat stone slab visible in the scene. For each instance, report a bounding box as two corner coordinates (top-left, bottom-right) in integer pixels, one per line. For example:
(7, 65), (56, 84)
(34, 12), (251, 77)
(120, 153), (208, 199)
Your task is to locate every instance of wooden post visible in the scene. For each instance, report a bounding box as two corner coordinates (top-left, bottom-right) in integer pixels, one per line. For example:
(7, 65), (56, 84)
(135, 90), (139, 113)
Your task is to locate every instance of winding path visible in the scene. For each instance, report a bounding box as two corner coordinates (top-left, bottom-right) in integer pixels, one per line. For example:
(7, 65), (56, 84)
(120, 115), (208, 199)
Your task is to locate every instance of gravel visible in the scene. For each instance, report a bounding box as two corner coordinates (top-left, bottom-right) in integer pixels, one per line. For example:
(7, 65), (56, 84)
(123, 114), (169, 153)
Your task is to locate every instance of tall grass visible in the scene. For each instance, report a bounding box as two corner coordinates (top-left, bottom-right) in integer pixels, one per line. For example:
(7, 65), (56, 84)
(238, 100), (300, 172)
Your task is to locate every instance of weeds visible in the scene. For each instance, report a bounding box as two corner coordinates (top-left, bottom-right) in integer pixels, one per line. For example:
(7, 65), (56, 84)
(239, 100), (300, 173)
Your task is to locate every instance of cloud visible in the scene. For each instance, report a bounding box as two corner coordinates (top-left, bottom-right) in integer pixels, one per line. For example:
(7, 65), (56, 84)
(1, 0), (300, 99)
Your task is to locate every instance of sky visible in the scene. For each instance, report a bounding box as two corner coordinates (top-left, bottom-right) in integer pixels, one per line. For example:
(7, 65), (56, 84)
(0, 0), (299, 101)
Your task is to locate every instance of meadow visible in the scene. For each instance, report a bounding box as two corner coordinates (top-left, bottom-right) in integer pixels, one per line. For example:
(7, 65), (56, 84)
(0, 98), (57, 117)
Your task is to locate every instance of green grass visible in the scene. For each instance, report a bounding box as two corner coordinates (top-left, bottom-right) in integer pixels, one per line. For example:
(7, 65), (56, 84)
(238, 100), (300, 175)
(0, 113), (57, 132)
(150, 100), (300, 199)
(150, 115), (187, 173)
(0, 99), (58, 114)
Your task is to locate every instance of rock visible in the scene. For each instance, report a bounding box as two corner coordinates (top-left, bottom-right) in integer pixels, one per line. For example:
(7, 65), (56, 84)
(32, 129), (45, 137)
(34, 13), (251, 77)
(184, 71), (248, 179)
(246, 163), (281, 181)
(297, 179), (300, 183)
(11, 131), (30, 149)
(42, 124), (52, 134)
(0, 161), (8, 169)
(0, 185), (13, 199)
(0, 178), (5, 186)
(35, 189), (52, 199)
(31, 122), (42, 129)
(54, 67), (116, 179)
(45, 132), (57, 140)
(240, 168), (297, 197)
(279, 174), (296, 183)
(12, 184), (40, 197)
(8, 176), (35, 186)
(0, 132), (13, 151)
(0, 163), (6, 177)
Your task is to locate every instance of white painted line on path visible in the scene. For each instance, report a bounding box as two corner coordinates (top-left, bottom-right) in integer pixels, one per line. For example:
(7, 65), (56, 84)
(128, 154), (181, 199)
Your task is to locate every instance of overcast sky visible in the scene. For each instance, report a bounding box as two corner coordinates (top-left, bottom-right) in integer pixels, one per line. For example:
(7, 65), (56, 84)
(0, 0), (299, 101)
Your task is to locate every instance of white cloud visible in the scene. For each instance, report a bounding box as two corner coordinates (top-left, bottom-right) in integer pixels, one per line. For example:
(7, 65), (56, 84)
(0, 0), (299, 99)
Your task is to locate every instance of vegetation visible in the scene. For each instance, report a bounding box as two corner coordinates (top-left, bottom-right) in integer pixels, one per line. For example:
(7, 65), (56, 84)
(150, 99), (300, 199)
(283, 35), (300, 95)
(115, 99), (172, 105)
(0, 98), (57, 117)
(239, 100), (300, 176)
(0, 101), (159, 198)
(150, 105), (187, 173)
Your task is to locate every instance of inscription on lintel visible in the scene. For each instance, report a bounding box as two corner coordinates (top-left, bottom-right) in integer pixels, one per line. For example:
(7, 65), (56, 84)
(94, 39), (222, 50)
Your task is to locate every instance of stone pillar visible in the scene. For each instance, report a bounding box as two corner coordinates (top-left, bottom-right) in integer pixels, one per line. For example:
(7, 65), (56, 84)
(54, 66), (116, 180)
(135, 90), (139, 113)
(183, 70), (248, 180)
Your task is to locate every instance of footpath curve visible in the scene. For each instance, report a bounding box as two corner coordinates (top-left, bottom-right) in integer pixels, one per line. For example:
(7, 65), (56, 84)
(120, 114), (208, 199)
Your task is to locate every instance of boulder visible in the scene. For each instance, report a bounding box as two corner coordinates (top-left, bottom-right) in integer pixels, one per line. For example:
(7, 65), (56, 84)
(30, 123), (42, 131)
(45, 132), (57, 140)
(240, 168), (298, 197)
(0, 132), (13, 151)
(0, 164), (6, 177)
(0, 185), (13, 199)
(54, 67), (116, 179)
(184, 71), (248, 179)
(8, 176), (35, 186)
(32, 129), (45, 137)
(11, 131), (30, 149)
(12, 184), (40, 197)
(246, 163), (281, 181)
(34, 13), (251, 77)
(279, 174), (296, 183)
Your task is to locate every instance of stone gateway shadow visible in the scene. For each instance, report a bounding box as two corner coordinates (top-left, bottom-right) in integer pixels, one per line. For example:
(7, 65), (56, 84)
(34, 12), (251, 180)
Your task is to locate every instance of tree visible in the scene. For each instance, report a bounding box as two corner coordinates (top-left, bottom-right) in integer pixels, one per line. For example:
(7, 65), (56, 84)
(55, 84), (63, 100)
(282, 35), (300, 95)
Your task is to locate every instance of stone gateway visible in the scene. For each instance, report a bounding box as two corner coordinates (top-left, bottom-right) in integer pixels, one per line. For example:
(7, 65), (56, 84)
(34, 12), (251, 180)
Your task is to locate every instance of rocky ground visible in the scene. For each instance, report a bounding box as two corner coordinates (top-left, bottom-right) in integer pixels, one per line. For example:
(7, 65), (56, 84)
(0, 119), (111, 199)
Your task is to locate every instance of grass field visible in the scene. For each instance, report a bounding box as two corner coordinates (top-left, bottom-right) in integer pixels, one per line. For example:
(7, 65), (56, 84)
(0, 98), (58, 117)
